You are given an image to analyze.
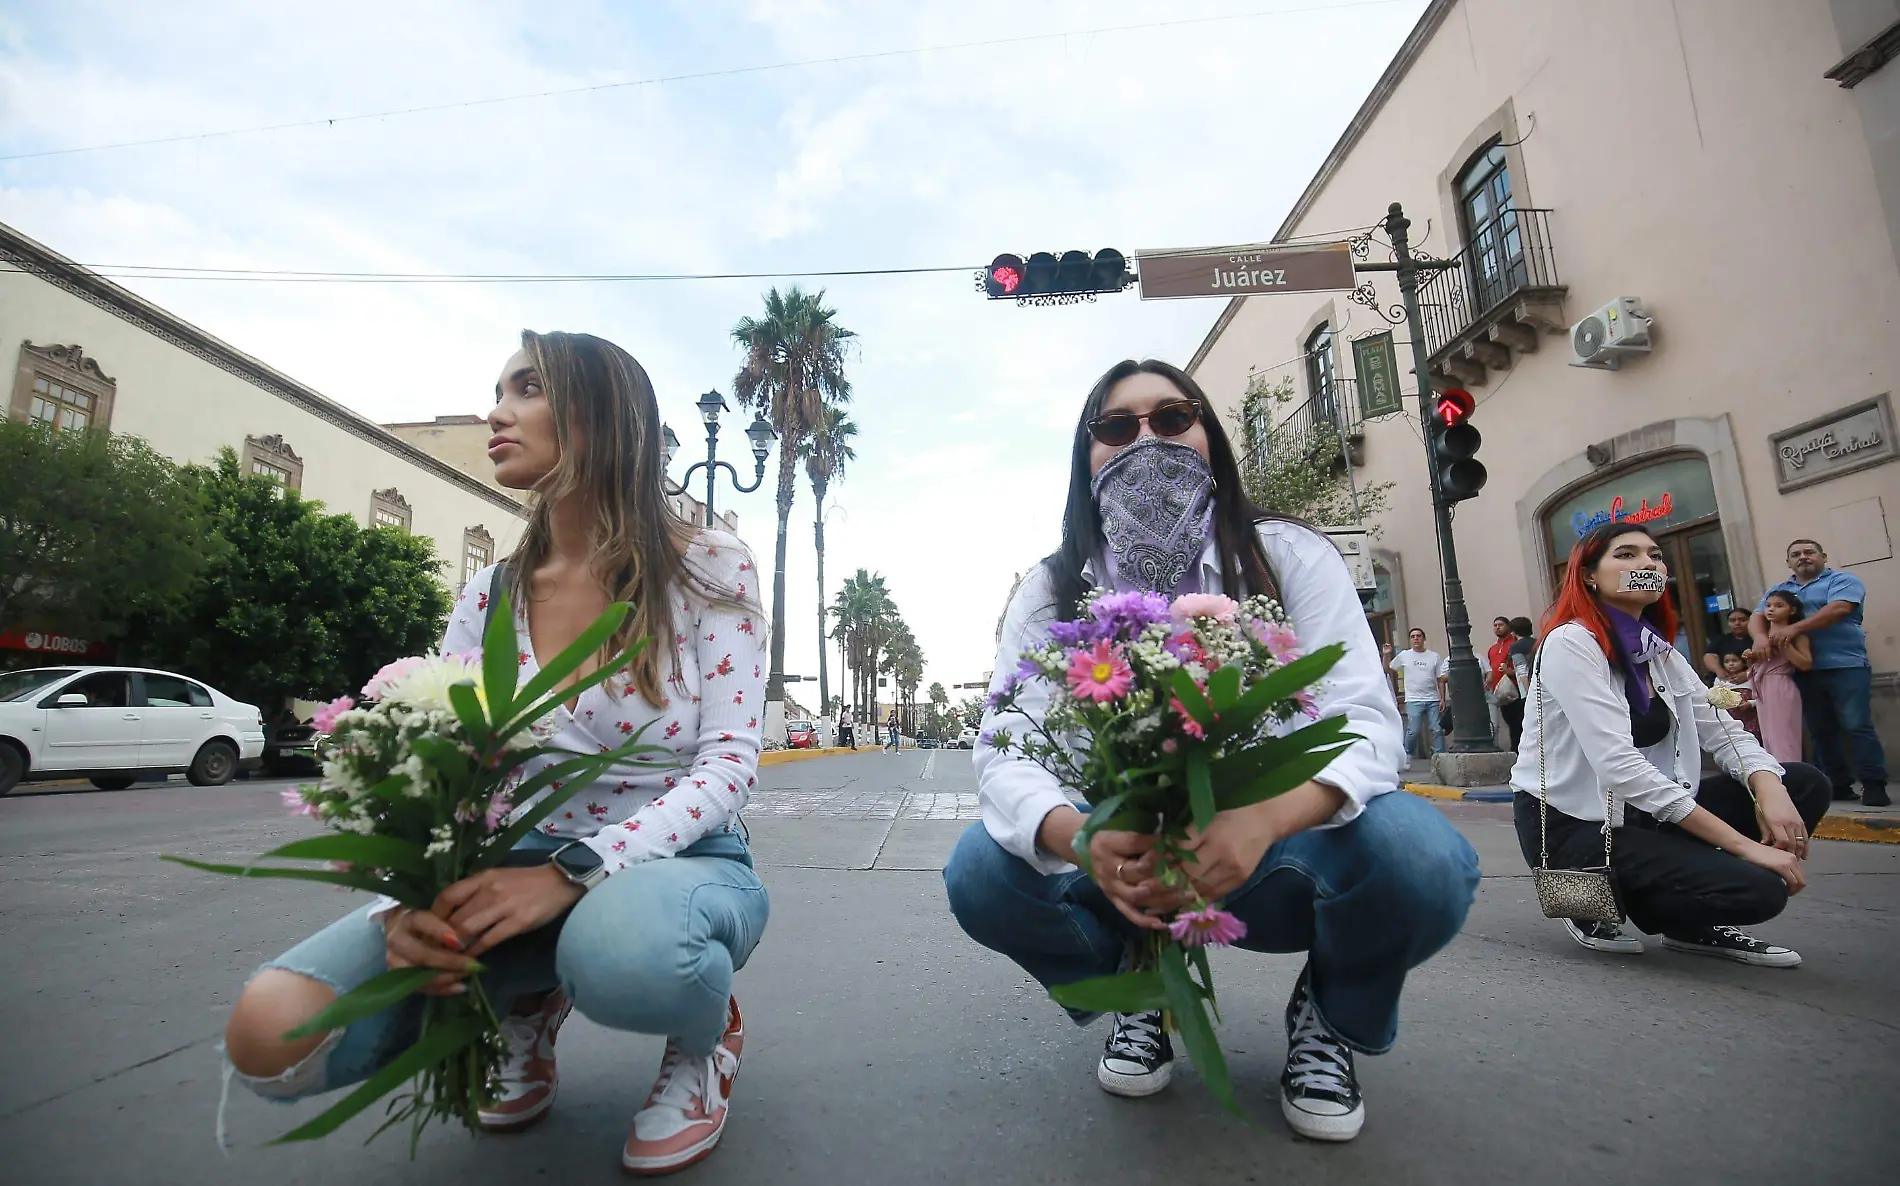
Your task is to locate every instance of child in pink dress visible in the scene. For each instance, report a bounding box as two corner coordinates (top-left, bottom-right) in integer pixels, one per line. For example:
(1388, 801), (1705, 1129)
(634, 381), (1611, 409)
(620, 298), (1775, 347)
(1748, 590), (1812, 764)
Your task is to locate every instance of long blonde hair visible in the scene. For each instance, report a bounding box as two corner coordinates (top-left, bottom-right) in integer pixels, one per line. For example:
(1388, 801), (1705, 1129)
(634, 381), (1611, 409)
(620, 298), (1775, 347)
(507, 329), (748, 705)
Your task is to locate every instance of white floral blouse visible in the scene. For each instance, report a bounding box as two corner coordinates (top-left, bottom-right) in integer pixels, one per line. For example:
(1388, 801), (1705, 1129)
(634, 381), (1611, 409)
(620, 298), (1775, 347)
(442, 530), (767, 877)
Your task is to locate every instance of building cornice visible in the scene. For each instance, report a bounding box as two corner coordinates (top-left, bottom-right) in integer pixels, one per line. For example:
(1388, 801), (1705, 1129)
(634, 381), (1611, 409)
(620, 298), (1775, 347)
(1186, 0), (1459, 376)
(0, 221), (526, 519)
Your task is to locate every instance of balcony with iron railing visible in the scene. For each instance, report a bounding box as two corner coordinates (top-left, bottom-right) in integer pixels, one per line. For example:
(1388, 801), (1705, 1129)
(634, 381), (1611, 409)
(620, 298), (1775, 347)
(1242, 378), (1364, 474)
(1418, 207), (1567, 388)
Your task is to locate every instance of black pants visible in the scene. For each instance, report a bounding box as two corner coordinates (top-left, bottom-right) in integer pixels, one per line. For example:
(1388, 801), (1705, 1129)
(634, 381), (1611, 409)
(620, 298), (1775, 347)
(1501, 698), (1526, 751)
(1513, 762), (1831, 936)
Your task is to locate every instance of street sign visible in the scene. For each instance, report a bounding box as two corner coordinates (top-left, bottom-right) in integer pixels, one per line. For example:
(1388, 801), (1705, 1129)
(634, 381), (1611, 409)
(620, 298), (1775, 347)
(1135, 242), (1356, 301)
(1352, 331), (1404, 418)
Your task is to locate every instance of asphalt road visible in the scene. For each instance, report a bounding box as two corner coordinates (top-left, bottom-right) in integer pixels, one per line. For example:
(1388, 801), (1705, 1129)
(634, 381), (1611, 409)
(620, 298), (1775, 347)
(3, 753), (1896, 1185)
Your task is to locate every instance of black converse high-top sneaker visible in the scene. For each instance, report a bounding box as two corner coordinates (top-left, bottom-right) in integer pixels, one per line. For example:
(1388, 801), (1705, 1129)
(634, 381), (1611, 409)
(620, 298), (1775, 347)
(1096, 1010), (1173, 1097)
(1280, 968), (1364, 1141)
(1661, 925), (1802, 968)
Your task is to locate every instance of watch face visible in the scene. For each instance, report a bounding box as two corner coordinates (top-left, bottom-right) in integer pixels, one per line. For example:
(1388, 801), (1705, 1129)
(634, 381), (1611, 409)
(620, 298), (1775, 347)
(555, 842), (604, 879)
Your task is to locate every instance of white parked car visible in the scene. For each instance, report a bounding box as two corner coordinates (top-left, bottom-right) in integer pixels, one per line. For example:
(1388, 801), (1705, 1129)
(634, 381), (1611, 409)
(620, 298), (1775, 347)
(0, 666), (267, 795)
(957, 726), (980, 750)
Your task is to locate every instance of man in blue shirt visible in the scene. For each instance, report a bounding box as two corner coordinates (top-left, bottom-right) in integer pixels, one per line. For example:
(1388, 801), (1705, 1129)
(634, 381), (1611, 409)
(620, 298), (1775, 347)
(1752, 538), (1888, 806)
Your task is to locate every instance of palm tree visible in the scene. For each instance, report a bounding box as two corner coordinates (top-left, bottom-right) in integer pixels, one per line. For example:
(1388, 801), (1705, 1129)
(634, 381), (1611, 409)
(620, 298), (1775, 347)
(829, 569), (891, 722)
(801, 404), (857, 716)
(731, 287), (856, 706)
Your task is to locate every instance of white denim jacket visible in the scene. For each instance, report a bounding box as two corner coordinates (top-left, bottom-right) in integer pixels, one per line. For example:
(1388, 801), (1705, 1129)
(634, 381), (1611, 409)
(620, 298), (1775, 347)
(1509, 621), (1782, 824)
(975, 520), (1406, 875)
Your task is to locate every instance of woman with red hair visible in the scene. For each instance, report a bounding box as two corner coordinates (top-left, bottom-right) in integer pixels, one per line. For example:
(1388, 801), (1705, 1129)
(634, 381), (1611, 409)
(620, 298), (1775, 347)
(1510, 523), (1830, 966)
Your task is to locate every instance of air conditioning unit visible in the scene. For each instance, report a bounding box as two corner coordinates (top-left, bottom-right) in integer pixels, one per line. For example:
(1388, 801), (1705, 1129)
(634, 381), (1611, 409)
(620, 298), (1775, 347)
(1569, 297), (1653, 370)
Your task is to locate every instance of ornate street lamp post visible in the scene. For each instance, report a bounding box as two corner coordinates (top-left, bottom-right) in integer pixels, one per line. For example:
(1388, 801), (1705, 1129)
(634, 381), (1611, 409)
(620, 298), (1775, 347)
(663, 391), (776, 522)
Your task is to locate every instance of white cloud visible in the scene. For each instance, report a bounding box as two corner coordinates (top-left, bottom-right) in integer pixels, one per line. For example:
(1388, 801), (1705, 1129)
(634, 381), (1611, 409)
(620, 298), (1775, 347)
(0, 0), (1428, 696)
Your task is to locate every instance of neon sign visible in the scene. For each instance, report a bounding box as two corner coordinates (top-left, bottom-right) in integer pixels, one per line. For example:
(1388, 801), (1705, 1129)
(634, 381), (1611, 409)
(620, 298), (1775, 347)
(1571, 491), (1674, 537)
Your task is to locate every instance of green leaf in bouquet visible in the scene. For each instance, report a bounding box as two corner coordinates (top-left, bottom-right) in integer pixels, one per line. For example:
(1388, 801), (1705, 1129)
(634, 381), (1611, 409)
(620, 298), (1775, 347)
(1214, 644), (1347, 740)
(500, 604), (633, 729)
(1206, 664), (1243, 713)
(481, 586), (520, 726)
(158, 856), (429, 907)
(268, 1016), (488, 1144)
(1187, 945), (1221, 1021)
(407, 733), (473, 783)
(1187, 753), (1216, 833)
(257, 834), (430, 876)
(445, 682), (490, 747)
(1170, 668), (1214, 727)
(1208, 714), (1354, 788)
(1159, 942), (1242, 1118)
(281, 965), (442, 1039)
(494, 633), (652, 747)
(1048, 969), (1168, 1014)
(475, 733), (669, 866)
(1212, 741), (1357, 813)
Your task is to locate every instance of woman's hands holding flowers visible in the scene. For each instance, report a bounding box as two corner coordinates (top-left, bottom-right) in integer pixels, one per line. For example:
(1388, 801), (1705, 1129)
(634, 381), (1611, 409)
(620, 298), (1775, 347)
(383, 906), (479, 997)
(435, 864), (585, 958)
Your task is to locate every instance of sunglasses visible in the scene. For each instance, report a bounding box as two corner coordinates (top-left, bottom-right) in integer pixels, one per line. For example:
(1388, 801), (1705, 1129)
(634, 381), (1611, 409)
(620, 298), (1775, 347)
(1088, 399), (1201, 448)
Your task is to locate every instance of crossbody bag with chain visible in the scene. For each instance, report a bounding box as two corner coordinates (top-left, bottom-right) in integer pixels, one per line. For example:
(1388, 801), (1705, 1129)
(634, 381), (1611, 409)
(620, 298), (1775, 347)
(1531, 641), (1625, 925)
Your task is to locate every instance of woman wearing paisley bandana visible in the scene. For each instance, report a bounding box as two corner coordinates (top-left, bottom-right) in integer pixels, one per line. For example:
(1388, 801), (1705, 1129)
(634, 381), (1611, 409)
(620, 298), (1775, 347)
(943, 359), (1479, 1142)
(1509, 522), (1830, 967)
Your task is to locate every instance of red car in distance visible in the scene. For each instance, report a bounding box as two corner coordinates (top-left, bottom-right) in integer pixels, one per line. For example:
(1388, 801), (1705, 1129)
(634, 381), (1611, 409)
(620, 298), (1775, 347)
(785, 720), (818, 749)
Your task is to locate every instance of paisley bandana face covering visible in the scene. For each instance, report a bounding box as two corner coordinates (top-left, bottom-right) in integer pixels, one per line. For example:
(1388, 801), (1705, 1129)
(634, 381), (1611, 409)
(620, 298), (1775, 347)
(1091, 436), (1215, 594)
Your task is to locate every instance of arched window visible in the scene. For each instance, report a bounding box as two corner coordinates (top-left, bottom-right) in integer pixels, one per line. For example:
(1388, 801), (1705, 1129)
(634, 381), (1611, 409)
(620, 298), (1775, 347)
(1305, 323), (1337, 431)
(1456, 141), (1527, 314)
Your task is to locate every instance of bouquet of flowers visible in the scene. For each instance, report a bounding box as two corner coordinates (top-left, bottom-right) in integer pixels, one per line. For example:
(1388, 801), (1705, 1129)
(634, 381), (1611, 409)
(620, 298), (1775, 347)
(984, 589), (1356, 1116)
(166, 594), (670, 1149)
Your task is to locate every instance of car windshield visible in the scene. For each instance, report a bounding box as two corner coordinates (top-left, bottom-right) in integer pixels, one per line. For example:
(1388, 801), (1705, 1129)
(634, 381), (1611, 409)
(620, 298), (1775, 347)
(0, 669), (79, 703)
(788, 721), (812, 729)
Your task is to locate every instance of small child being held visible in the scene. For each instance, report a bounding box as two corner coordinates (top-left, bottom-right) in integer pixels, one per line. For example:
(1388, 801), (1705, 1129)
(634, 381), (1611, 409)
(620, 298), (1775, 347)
(1713, 651), (1762, 742)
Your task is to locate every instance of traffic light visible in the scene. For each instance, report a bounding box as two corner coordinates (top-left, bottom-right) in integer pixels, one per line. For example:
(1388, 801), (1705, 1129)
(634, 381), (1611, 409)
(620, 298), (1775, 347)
(1429, 388), (1487, 503)
(983, 249), (1132, 301)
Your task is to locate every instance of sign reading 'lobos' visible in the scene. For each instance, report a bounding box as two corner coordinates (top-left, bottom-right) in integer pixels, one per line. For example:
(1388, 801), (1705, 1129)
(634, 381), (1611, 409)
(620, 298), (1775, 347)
(1136, 242), (1357, 301)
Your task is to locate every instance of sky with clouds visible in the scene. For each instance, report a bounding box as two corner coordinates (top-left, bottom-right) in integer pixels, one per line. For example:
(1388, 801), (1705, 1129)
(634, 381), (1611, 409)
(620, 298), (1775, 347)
(0, 0), (1426, 705)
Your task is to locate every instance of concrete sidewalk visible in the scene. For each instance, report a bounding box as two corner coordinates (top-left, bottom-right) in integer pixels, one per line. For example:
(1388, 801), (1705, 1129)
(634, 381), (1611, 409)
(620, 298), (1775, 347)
(1, 757), (1895, 1185)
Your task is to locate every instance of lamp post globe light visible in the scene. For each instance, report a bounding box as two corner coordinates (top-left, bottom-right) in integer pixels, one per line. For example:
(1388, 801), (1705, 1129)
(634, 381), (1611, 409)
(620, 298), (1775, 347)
(662, 390), (777, 522)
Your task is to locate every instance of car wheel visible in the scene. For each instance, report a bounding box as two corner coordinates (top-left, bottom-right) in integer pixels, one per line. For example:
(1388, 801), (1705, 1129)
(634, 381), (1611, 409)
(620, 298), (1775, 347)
(89, 775), (137, 791)
(0, 743), (23, 796)
(187, 740), (239, 787)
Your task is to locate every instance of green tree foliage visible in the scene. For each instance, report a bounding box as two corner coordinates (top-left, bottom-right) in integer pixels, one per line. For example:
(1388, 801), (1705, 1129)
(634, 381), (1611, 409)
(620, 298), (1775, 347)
(0, 419), (211, 642)
(127, 450), (451, 715)
(1232, 376), (1393, 533)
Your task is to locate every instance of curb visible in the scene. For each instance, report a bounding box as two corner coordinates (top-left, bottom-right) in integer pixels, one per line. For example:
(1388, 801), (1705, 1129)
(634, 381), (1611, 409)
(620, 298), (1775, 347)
(1403, 783), (1900, 845)
(757, 746), (885, 768)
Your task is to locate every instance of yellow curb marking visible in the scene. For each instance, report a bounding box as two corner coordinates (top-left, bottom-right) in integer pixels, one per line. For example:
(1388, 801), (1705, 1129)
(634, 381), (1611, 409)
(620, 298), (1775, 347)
(1405, 783), (1898, 845)
(757, 746), (884, 768)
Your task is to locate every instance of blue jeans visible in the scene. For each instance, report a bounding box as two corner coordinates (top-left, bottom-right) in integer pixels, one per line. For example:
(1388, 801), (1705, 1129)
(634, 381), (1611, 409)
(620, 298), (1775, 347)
(1793, 665), (1888, 790)
(942, 792), (1479, 1053)
(234, 831), (769, 1102)
(1405, 700), (1445, 756)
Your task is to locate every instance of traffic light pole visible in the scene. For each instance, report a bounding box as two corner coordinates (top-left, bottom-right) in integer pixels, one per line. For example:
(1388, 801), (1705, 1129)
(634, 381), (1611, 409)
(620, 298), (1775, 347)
(1358, 202), (1495, 754)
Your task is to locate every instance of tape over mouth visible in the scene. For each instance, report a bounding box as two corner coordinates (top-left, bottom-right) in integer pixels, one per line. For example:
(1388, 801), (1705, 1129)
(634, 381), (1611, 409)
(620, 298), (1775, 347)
(1620, 570), (1667, 592)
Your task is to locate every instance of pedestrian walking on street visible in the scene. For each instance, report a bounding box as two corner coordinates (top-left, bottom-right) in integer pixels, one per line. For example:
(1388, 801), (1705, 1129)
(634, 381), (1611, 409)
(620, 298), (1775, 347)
(1752, 539), (1888, 806)
(838, 705), (856, 750)
(1501, 616), (1535, 751)
(1485, 616), (1515, 748)
(221, 331), (771, 1175)
(945, 358), (1477, 1143)
(1747, 590), (1810, 764)
(883, 709), (899, 751)
(1511, 522), (1827, 968)
(1389, 628), (1449, 759)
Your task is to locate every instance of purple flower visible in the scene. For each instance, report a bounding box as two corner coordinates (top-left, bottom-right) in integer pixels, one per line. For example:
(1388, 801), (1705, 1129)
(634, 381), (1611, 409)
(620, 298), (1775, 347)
(1015, 656), (1043, 683)
(1169, 907), (1248, 947)
(1047, 619), (1089, 647)
(1090, 590), (1172, 635)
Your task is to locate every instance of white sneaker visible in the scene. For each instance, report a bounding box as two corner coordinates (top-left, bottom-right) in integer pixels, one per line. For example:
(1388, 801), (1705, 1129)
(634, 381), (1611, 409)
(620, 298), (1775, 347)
(622, 997), (744, 1175)
(1279, 969), (1365, 1142)
(1662, 926), (1802, 968)
(1096, 1010), (1173, 1097)
(1564, 918), (1645, 954)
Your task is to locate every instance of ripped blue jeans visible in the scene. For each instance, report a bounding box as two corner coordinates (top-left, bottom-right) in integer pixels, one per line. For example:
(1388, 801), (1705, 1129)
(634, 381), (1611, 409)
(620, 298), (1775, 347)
(231, 830), (769, 1102)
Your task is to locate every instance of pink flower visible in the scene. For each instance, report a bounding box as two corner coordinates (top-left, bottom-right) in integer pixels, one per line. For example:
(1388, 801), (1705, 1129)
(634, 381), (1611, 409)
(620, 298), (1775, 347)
(1169, 907), (1247, 947)
(1170, 594), (1239, 623)
(1171, 696), (1207, 740)
(361, 656), (426, 700)
(1066, 640), (1133, 703)
(311, 695), (354, 734)
(1250, 619), (1304, 665)
(484, 792), (511, 831)
(1296, 689), (1319, 719)
(281, 789), (318, 818)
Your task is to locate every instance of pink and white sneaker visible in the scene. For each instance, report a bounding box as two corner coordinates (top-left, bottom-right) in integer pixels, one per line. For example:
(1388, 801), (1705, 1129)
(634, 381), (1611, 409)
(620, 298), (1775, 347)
(621, 998), (744, 1176)
(478, 989), (572, 1131)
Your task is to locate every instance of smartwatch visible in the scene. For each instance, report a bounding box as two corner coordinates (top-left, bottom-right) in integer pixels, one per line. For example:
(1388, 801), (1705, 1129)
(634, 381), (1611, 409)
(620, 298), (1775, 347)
(550, 841), (608, 891)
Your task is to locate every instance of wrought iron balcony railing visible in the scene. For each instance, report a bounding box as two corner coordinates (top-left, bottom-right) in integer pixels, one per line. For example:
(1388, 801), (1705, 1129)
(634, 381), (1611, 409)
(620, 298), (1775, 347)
(1416, 207), (1566, 385)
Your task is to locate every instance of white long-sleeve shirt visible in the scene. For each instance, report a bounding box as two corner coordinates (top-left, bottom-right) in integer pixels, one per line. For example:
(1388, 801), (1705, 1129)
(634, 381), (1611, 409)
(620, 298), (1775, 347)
(444, 530), (766, 877)
(975, 519), (1406, 875)
(1509, 621), (1781, 825)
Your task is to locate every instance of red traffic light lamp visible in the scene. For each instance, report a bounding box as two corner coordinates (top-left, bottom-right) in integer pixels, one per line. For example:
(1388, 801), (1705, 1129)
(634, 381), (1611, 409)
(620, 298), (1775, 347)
(1433, 387), (1476, 428)
(985, 254), (1025, 298)
(980, 249), (1133, 302)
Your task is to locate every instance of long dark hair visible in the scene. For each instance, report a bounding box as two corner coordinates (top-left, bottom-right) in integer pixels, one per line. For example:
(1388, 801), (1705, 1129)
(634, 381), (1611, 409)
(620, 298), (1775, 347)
(1044, 358), (1289, 618)
(1539, 520), (1680, 669)
(1763, 589), (1805, 623)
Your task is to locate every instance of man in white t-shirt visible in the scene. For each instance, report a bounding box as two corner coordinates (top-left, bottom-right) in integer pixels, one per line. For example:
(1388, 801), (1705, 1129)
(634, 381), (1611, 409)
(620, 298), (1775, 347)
(1389, 627), (1449, 758)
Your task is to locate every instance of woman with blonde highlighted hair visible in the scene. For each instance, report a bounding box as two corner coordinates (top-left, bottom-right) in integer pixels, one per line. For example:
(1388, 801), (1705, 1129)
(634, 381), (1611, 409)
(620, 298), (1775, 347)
(221, 331), (770, 1174)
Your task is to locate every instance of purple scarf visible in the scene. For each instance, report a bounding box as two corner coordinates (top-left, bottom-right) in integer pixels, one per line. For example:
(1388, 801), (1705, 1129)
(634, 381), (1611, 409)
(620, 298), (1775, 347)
(1605, 605), (1673, 712)
(1090, 437), (1214, 595)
